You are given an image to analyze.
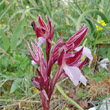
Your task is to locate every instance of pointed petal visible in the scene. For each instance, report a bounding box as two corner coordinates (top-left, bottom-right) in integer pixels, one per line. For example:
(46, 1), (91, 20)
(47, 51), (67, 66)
(46, 14), (51, 38)
(49, 67), (62, 98)
(35, 39), (38, 45)
(38, 15), (47, 28)
(47, 36), (64, 77)
(26, 41), (39, 64)
(31, 41), (40, 62)
(31, 78), (41, 90)
(50, 24), (55, 40)
(29, 41), (47, 81)
(65, 47), (83, 65)
(66, 27), (88, 52)
(66, 24), (85, 44)
(57, 35), (63, 44)
(51, 35), (64, 58)
(73, 28), (88, 49)
(31, 40), (44, 60)
(52, 35), (64, 56)
(75, 24), (85, 36)
(39, 57), (47, 82)
(58, 50), (65, 66)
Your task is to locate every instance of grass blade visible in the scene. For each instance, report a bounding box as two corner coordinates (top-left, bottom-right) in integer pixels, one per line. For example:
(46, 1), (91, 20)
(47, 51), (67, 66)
(0, 29), (10, 51)
(0, 0), (15, 20)
(11, 19), (25, 50)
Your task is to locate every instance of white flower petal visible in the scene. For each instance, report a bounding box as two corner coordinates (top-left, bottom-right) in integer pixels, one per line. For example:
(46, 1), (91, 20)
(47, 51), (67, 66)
(31, 60), (37, 66)
(75, 46), (93, 61)
(63, 64), (87, 86)
(63, 65), (80, 86)
(38, 37), (46, 46)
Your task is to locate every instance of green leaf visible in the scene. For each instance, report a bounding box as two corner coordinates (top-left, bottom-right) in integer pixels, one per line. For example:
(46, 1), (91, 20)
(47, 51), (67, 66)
(85, 16), (95, 33)
(76, 9), (108, 30)
(10, 78), (22, 93)
(11, 19), (25, 50)
(0, 30), (10, 51)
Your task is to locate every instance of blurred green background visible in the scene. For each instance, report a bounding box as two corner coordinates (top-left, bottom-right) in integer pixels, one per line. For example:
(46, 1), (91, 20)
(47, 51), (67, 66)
(0, 0), (110, 109)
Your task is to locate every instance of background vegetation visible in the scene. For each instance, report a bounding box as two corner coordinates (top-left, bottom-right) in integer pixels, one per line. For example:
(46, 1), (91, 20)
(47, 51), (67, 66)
(0, 0), (110, 109)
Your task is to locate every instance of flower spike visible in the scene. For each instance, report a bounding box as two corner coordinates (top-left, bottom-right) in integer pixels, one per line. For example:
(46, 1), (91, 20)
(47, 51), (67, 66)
(27, 15), (92, 110)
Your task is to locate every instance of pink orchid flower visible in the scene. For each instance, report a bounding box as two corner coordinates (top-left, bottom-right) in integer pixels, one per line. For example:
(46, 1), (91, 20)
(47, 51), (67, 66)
(31, 14), (55, 46)
(31, 15), (55, 62)
(27, 15), (92, 110)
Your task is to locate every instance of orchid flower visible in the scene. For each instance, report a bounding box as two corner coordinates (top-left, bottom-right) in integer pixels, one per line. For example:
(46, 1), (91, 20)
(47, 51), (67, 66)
(31, 15), (55, 63)
(27, 15), (93, 110)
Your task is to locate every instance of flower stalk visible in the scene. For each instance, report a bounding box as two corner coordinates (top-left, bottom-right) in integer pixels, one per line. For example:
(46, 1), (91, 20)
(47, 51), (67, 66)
(27, 14), (93, 110)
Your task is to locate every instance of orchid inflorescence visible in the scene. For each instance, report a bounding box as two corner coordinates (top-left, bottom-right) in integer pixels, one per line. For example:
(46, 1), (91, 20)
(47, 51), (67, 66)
(27, 15), (93, 110)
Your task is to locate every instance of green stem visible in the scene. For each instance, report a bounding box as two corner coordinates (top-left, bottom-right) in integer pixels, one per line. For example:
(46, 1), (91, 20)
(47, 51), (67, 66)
(55, 84), (84, 110)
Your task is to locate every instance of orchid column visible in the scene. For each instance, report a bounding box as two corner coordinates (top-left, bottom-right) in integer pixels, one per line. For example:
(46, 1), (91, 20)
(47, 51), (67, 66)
(27, 15), (93, 110)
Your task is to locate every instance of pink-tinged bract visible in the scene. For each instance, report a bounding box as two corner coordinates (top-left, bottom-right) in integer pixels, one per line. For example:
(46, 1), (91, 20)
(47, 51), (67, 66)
(27, 15), (92, 110)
